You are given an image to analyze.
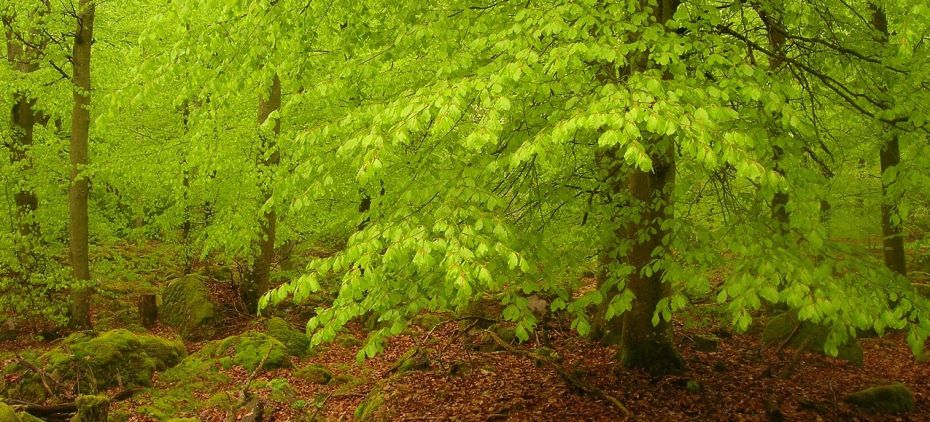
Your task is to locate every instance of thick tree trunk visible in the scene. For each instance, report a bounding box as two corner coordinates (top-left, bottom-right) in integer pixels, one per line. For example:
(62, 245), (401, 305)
(594, 0), (683, 376)
(243, 75), (281, 313)
(618, 157), (682, 375)
(869, 5), (907, 277)
(68, 0), (95, 330)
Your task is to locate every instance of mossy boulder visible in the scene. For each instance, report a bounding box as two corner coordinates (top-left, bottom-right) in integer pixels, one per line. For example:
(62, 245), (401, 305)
(17, 411), (44, 422)
(0, 402), (17, 422)
(471, 324), (516, 353)
(195, 332), (288, 371)
(762, 311), (863, 365)
(391, 348), (430, 374)
(844, 383), (914, 414)
(354, 387), (384, 421)
(160, 275), (217, 340)
(5, 330), (185, 403)
(334, 333), (363, 348)
(295, 364), (333, 384)
(264, 317), (310, 357)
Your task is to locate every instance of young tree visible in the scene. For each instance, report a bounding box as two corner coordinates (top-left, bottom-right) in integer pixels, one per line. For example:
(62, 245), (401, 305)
(67, 0), (95, 329)
(243, 75), (281, 313)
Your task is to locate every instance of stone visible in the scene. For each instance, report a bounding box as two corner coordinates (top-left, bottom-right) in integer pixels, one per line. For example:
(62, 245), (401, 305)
(4, 330), (185, 403)
(692, 334), (720, 352)
(264, 317), (310, 357)
(762, 311), (863, 365)
(392, 348), (430, 374)
(354, 386), (384, 421)
(0, 402), (17, 422)
(159, 275), (217, 340)
(844, 383), (914, 414)
(471, 324), (516, 353)
(73, 395), (109, 422)
(195, 332), (288, 371)
(295, 364), (333, 384)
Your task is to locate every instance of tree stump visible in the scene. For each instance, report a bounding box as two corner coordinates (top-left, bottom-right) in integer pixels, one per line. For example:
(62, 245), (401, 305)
(138, 294), (157, 329)
(74, 395), (109, 422)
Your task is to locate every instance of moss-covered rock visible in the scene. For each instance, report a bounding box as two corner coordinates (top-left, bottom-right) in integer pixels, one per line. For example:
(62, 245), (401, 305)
(471, 324), (516, 353)
(264, 317), (310, 357)
(160, 275), (217, 340)
(268, 378), (297, 403)
(334, 333), (363, 348)
(16, 411), (44, 422)
(195, 332), (288, 371)
(295, 364), (333, 384)
(412, 313), (444, 330)
(73, 395), (109, 422)
(391, 348), (430, 374)
(4, 330), (185, 403)
(762, 311), (863, 365)
(354, 387), (384, 421)
(844, 383), (914, 414)
(0, 402), (17, 422)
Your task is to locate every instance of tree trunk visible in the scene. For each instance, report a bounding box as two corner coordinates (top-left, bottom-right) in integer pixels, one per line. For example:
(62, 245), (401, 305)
(871, 4), (907, 277)
(618, 157), (682, 375)
(4, 5), (48, 268)
(243, 75), (281, 313)
(595, 0), (683, 376)
(138, 294), (157, 329)
(68, 0), (95, 330)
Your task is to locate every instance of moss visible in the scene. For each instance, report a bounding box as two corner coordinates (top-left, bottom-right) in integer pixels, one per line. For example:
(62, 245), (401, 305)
(412, 313), (444, 330)
(194, 332), (288, 371)
(334, 333), (363, 348)
(73, 395), (109, 422)
(354, 387), (384, 421)
(166, 419), (201, 422)
(17, 411), (45, 422)
(914, 283), (930, 298)
(7, 330), (185, 403)
(472, 324), (516, 353)
(0, 402), (17, 422)
(762, 311), (863, 365)
(844, 383), (914, 414)
(264, 317), (310, 357)
(295, 364), (333, 384)
(139, 356), (231, 419)
(160, 275), (217, 340)
(268, 378), (297, 403)
(392, 348), (430, 374)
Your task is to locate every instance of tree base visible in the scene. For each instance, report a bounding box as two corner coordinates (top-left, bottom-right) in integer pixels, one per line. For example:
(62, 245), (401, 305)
(618, 339), (684, 376)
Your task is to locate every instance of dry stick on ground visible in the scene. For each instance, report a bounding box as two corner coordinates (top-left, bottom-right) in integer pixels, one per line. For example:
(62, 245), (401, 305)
(17, 388), (140, 419)
(485, 330), (633, 418)
(15, 354), (61, 401)
(226, 346), (273, 422)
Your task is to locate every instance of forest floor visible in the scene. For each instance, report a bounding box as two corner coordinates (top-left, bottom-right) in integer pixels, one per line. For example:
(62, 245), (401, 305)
(2, 242), (929, 421)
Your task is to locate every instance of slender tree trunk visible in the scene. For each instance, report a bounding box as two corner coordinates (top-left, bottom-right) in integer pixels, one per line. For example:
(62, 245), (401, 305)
(595, 0), (683, 376)
(180, 102), (193, 275)
(870, 4), (907, 277)
(755, 5), (791, 231)
(243, 75), (281, 313)
(4, 5), (48, 258)
(67, 0), (95, 330)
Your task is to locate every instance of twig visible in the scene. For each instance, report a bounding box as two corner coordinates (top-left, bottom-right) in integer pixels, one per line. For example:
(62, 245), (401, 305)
(15, 354), (60, 401)
(485, 330), (632, 418)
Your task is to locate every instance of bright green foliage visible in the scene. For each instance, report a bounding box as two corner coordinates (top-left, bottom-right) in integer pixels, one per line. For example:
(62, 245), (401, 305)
(2, 0), (930, 364)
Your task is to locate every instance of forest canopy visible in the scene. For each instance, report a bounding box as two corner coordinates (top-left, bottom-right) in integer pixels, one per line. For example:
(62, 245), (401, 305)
(2, 0), (930, 420)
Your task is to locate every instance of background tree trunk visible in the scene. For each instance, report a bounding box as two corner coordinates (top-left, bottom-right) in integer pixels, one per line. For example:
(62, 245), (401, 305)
(243, 75), (280, 313)
(68, 0), (95, 330)
(870, 4), (907, 277)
